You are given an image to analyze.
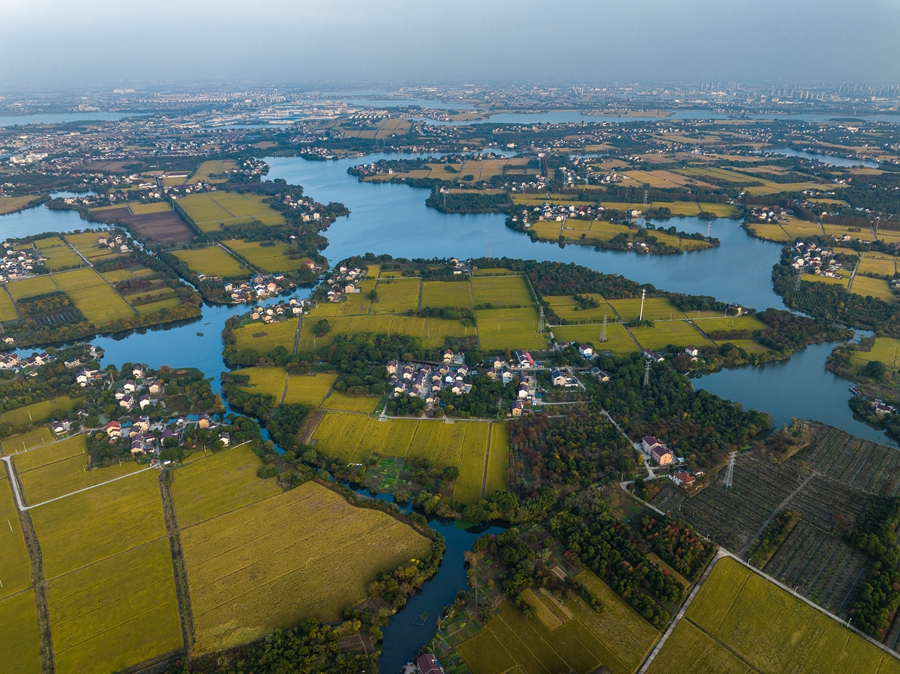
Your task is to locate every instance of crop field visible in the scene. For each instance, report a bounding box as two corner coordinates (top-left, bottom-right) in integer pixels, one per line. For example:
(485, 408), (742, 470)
(471, 275), (532, 307)
(311, 295), (373, 317)
(850, 337), (900, 373)
(850, 275), (896, 302)
(235, 366), (287, 399)
(173, 246), (247, 278)
(552, 323), (638, 355)
(475, 307), (546, 351)
(7, 274), (58, 300)
(10, 434), (86, 474)
(233, 318), (299, 352)
(659, 557), (900, 674)
(630, 320), (714, 351)
(1, 427), (54, 452)
(223, 239), (310, 272)
(545, 294), (614, 323)
(178, 192), (286, 231)
(61, 231), (120, 260)
(485, 423), (509, 497)
(373, 279), (421, 313)
(458, 591), (655, 674)
(0, 591), (42, 673)
(47, 537), (182, 674)
(321, 391), (379, 412)
(182, 481), (432, 653)
(129, 201), (174, 215)
(422, 281), (473, 309)
(29, 469), (166, 579)
(744, 221), (793, 242)
(804, 272), (849, 288)
(0, 195), (40, 215)
(0, 477), (32, 599)
(171, 444), (282, 527)
(285, 373), (338, 406)
(0, 394), (83, 428)
(40, 243), (83, 271)
(53, 268), (136, 322)
(693, 315), (767, 335)
(295, 314), (472, 351)
(608, 297), (684, 322)
(89, 203), (195, 245)
(0, 289), (17, 321)
(858, 253), (897, 277)
(190, 159), (238, 183)
(447, 422), (491, 505)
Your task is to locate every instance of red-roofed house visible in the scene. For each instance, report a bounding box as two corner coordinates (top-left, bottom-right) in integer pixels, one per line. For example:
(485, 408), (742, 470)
(417, 654), (444, 674)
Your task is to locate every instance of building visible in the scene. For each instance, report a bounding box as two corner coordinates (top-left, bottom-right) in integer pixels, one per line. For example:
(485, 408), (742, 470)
(578, 344), (594, 358)
(512, 400), (524, 417)
(670, 471), (696, 487)
(105, 421), (122, 438)
(643, 436), (674, 466)
(684, 346), (700, 358)
(644, 349), (665, 363)
(550, 369), (568, 386)
(416, 654), (444, 674)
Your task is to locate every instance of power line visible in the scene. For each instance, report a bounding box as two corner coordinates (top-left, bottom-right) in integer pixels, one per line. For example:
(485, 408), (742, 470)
(723, 451), (737, 489)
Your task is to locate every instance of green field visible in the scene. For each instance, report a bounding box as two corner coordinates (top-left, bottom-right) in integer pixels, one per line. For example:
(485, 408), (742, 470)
(692, 314), (767, 335)
(6, 274), (58, 300)
(0, 289), (17, 321)
(235, 366), (288, 399)
(0, 591), (43, 673)
(173, 246), (247, 278)
(471, 275), (533, 307)
(294, 313), (473, 352)
(486, 423), (510, 497)
(851, 275), (896, 302)
(233, 318), (299, 352)
(373, 279), (421, 314)
(551, 323), (638, 355)
(171, 444), (282, 527)
(1, 427), (54, 452)
(285, 373), (338, 406)
(223, 239), (312, 272)
(181, 480), (431, 653)
(631, 320), (714, 351)
(47, 538), (182, 674)
(321, 391), (380, 412)
(53, 268), (136, 323)
(190, 159), (238, 183)
(422, 281), (473, 309)
(475, 307), (546, 351)
(545, 294), (615, 323)
(40, 243), (84, 271)
(0, 478), (33, 600)
(63, 231), (122, 260)
(178, 192), (286, 231)
(647, 557), (900, 674)
(608, 297), (685, 322)
(850, 337), (900, 374)
(0, 395), (83, 428)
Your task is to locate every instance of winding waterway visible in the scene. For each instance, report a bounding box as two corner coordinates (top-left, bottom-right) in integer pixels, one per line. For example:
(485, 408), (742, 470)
(1, 144), (898, 671)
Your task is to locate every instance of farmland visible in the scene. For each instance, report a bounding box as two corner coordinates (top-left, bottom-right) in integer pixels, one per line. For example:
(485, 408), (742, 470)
(223, 239), (311, 272)
(0, 591), (42, 673)
(235, 366), (288, 399)
(850, 337), (900, 374)
(294, 313), (473, 351)
(647, 557), (899, 674)
(172, 246), (248, 278)
(54, 268), (137, 322)
(177, 192), (286, 231)
(0, 290), (17, 321)
(232, 317), (299, 352)
(190, 159), (238, 183)
(286, 373), (338, 406)
(850, 275), (896, 302)
(608, 297), (684, 322)
(471, 275), (533, 307)
(181, 479), (432, 653)
(422, 281), (473, 309)
(0, 394), (83, 427)
(0, 478), (33, 599)
(485, 423), (509, 497)
(373, 279), (421, 313)
(0, 195), (41, 215)
(630, 320), (714, 351)
(545, 294), (614, 323)
(476, 307), (546, 351)
(88, 202), (194, 245)
(321, 391), (380, 412)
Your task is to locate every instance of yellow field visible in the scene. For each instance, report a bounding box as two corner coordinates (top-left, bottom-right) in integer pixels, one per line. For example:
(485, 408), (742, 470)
(182, 481), (432, 653)
(0, 427), (54, 452)
(233, 318), (299, 352)
(63, 231), (122, 260)
(851, 275), (896, 302)
(128, 201), (174, 215)
(223, 239), (311, 272)
(545, 294), (614, 323)
(0, 195), (40, 215)
(485, 423), (509, 497)
(178, 192), (286, 231)
(476, 307), (546, 351)
(235, 366), (287, 399)
(295, 314), (473, 351)
(803, 273), (848, 288)
(631, 321), (714, 351)
(0, 394), (83, 428)
(609, 297), (685, 322)
(285, 373), (338, 406)
(9, 434), (86, 474)
(857, 253), (897, 277)
(693, 315), (767, 335)
(0, 289), (17, 321)
(173, 246), (247, 278)
(850, 337), (900, 374)
(0, 478), (32, 600)
(190, 159), (238, 183)
(53, 268), (136, 323)
(373, 279), (421, 314)
(321, 391), (379, 412)
(551, 323), (638, 355)
(6, 275), (58, 300)
(471, 275), (533, 307)
(0, 591), (43, 673)
(422, 281), (473, 309)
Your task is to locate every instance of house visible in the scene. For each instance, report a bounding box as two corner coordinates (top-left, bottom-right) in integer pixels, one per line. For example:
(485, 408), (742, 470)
(443, 349), (454, 363)
(512, 400), (524, 417)
(591, 368), (611, 382)
(147, 380), (161, 395)
(517, 382), (530, 399)
(132, 365), (145, 378)
(105, 421), (122, 438)
(416, 654), (444, 674)
(119, 395), (134, 409)
(643, 436), (674, 466)
(670, 471), (696, 488)
(219, 432), (231, 447)
(578, 344), (594, 358)
(550, 369), (568, 387)
(386, 360), (398, 375)
(198, 413), (211, 429)
(644, 349), (665, 363)
(64, 357), (82, 369)
(134, 416), (150, 433)
(123, 379), (136, 392)
(50, 420), (71, 435)
(130, 436), (145, 455)
(684, 346), (700, 358)
(139, 395), (151, 410)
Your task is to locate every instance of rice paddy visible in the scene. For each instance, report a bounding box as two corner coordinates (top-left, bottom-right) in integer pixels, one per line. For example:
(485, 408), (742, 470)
(177, 192), (286, 231)
(172, 246), (248, 278)
(0, 395), (83, 428)
(422, 281), (473, 309)
(223, 239), (312, 272)
(373, 279), (421, 314)
(475, 307), (546, 351)
(0, 478), (32, 600)
(0, 591), (43, 673)
(471, 275), (533, 307)
(232, 318), (299, 352)
(551, 323), (638, 355)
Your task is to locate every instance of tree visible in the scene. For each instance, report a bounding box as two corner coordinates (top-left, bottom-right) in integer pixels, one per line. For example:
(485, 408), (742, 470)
(864, 360), (888, 381)
(312, 319), (331, 337)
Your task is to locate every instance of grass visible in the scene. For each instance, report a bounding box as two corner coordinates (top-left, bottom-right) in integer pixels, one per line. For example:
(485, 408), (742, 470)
(486, 423), (509, 497)
(373, 279), (421, 314)
(235, 366), (287, 399)
(0, 395), (83, 428)
(851, 275), (896, 302)
(29, 469), (166, 580)
(47, 537), (182, 674)
(321, 391), (379, 412)
(285, 373), (338, 406)
(630, 321), (714, 351)
(850, 337), (900, 374)
(223, 239), (311, 273)
(0, 591), (43, 673)
(656, 557), (898, 674)
(545, 294), (614, 323)
(422, 281), (473, 309)
(475, 307), (546, 351)
(0, 478), (33, 600)
(178, 192), (286, 231)
(608, 297), (685, 322)
(233, 318), (299, 352)
(182, 480), (432, 653)
(173, 246), (247, 278)
(53, 268), (136, 322)
(471, 275), (533, 307)
(0, 290), (17, 321)
(171, 444), (282, 527)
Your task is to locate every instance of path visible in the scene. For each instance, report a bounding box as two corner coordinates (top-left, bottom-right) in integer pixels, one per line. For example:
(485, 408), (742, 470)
(479, 421), (493, 500)
(600, 407), (653, 478)
(66, 242), (93, 268)
(292, 314), (303, 355)
(846, 257), (861, 293)
(737, 469), (818, 557)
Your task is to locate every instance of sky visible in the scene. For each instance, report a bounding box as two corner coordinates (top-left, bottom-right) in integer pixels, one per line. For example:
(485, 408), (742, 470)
(2, 0), (900, 90)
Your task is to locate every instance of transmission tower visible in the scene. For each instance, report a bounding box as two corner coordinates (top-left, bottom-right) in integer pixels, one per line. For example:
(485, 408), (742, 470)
(600, 315), (608, 343)
(643, 359), (650, 389)
(723, 451), (737, 489)
(642, 187), (649, 210)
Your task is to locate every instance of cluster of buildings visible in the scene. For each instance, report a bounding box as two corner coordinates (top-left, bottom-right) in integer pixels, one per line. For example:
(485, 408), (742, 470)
(787, 241), (842, 278)
(105, 412), (228, 457)
(0, 242), (45, 282)
(0, 350), (54, 372)
(387, 350), (473, 403)
(112, 364), (165, 412)
(247, 297), (306, 322)
(222, 273), (294, 303)
(748, 205), (788, 223)
(325, 264), (367, 302)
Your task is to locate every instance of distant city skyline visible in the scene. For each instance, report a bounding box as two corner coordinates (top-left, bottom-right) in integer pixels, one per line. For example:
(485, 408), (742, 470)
(2, 0), (900, 90)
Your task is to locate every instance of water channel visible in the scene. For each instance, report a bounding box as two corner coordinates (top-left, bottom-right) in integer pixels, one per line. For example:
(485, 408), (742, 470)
(1, 140), (898, 670)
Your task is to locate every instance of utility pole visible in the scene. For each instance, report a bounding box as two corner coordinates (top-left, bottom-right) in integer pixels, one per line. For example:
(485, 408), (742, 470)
(639, 288), (646, 322)
(600, 315), (608, 343)
(643, 359), (650, 389)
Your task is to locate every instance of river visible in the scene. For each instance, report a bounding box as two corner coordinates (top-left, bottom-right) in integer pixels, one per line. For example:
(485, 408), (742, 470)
(1, 146), (898, 671)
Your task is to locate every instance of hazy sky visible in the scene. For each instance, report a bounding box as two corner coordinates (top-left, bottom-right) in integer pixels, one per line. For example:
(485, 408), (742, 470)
(3, 0), (900, 90)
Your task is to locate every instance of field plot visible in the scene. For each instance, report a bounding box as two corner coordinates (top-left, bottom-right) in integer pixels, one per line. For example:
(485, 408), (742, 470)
(0, 289), (17, 321)
(40, 243), (84, 271)
(609, 297), (684, 322)
(178, 192), (286, 231)
(233, 318), (298, 352)
(222, 239), (311, 272)
(858, 254), (897, 277)
(373, 279), (421, 314)
(544, 294), (614, 323)
(47, 537), (182, 674)
(53, 268), (136, 323)
(173, 246), (247, 278)
(693, 314), (767, 335)
(0, 591), (43, 673)
(0, 195), (40, 215)
(285, 373), (337, 406)
(190, 159), (238, 183)
(485, 423), (509, 497)
(321, 391), (379, 412)
(476, 307), (545, 351)
(295, 314), (471, 351)
(448, 423), (491, 505)
(171, 444), (282, 527)
(182, 480), (432, 653)
(667, 557), (899, 674)
(471, 275), (532, 307)
(851, 275), (896, 302)
(422, 281), (473, 309)
(235, 366), (287, 399)
(551, 322), (639, 354)
(851, 337), (900, 374)
(0, 477), (32, 599)
(1, 427), (54, 452)
(0, 394), (83, 428)
(7, 274), (58, 300)
(88, 203), (194, 245)
(630, 321), (714, 351)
